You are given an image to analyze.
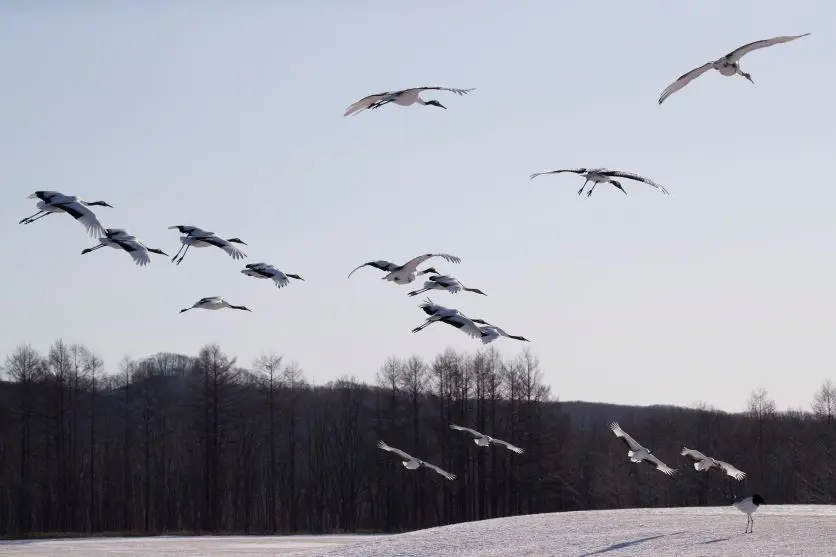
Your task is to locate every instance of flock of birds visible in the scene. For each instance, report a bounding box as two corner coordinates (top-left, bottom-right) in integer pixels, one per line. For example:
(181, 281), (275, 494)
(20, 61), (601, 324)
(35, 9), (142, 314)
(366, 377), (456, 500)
(18, 31), (805, 534)
(379, 421), (763, 532)
(19, 192), (531, 342)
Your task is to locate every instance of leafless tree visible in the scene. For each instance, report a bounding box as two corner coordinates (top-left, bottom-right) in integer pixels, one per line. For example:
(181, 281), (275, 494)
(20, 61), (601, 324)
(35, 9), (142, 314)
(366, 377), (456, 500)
(812, 380), (836, 423)
(253, 353), (283, 531)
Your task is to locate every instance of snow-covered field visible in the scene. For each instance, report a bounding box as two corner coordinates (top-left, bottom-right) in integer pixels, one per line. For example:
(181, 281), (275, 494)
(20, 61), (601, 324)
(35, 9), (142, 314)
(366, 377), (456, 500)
(2, 505), (834, 557)
(0, 534), (373, 556)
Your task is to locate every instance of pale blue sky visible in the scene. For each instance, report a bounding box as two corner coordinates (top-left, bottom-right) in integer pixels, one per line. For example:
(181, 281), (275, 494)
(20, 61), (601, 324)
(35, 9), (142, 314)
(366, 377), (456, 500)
(1, 1), (833, 412)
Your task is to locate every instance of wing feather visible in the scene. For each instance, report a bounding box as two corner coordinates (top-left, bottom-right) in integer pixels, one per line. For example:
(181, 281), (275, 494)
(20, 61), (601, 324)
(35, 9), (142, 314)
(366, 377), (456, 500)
(114, 238), (151, 266)
(422, 461), (456, 480)
(444, 315), (484, 339)
(529, 168), (588, 180)
(725, 33), (810, 63)
(272, 274), (290, 288)
(412, 86), (475, 96)
(644, 453), (677, 476)
(680, 447), (709, 461)
(203, 236), (247, 259)
(377, 441), (415, 461)
(449, 424), (484, 438)
(401, 253), (462, 274)
(658, 62), (714, 105)
(347, 260), (399, 279)
(55, 201), (106, 238)
(431, 275), (462, 292)
(603, 171), (670, 194)
(344, 92), (393, 116)
(715, 459), (747, 480)
(491, 438), (525, 454)
(609, 422), (643, 452)
(414, 314), (482, 339)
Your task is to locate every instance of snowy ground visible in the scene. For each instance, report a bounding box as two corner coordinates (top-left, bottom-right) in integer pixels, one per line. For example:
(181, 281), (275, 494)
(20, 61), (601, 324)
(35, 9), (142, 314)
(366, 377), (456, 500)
(2, 505), (834, 556)
(0, 534), (374, 556)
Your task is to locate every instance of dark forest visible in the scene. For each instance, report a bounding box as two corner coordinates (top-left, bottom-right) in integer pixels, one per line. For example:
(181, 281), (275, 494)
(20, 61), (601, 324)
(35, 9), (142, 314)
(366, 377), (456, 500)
(1, 340), (833, 538)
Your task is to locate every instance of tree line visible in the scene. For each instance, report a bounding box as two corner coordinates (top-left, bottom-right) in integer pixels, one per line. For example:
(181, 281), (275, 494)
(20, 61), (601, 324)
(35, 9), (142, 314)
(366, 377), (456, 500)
(0, 340), (833, 538)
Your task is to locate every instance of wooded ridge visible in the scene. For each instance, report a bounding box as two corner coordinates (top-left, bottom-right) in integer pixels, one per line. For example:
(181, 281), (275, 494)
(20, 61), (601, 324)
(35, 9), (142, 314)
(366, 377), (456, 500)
(1, 340), (833, 538)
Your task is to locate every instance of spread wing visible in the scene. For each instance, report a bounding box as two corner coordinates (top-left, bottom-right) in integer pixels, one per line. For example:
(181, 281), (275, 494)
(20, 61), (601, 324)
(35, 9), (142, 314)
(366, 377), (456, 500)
(400, 253), (462, 274)
(55, 201), (107, 238)
(246, 263), (288, 286)
(377, 441), (414, 461)
(412, 86), (475, 96)
(680, 447), (709, 461)
(603, 171), (670, 194)
(422, 461), (456, 480)
(725, 33), (810, 63)
(113, 238), (151, 266)
(658, 62), (714, 105)
(449, 424), (484, 438)
(715, 459), (747, 481)
(271, 273), (291, 288)
(437, 315), (483, 339)
(203, 236), (246, 260)
(429, 275), (462, 292)
(344, 91), (394, 116)
(347, 260), (399, 279)
(529, 168), (587, 180)
(245, 263), (279, 277)
(643, 453), (677, 476)
(492, 438), (525, 454)
(609, 422), (644, 452)
(412, 315), (478, 338)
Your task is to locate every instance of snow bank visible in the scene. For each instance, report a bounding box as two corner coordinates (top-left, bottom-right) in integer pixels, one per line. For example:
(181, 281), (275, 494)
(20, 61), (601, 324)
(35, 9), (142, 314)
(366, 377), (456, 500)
(299, 505), (836, 557)
(2, 506), (834, 556)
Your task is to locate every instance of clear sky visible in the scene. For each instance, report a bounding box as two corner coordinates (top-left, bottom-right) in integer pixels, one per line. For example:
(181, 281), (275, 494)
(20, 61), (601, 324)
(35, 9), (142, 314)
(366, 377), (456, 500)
(1, 1), (833, 413)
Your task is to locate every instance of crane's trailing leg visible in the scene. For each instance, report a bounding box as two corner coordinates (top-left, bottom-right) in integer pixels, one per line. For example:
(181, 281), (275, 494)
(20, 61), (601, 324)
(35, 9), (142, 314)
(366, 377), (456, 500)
(173, 244), (191, 265)
(407, 288), (430, 297)
(19, 211), (50, 224)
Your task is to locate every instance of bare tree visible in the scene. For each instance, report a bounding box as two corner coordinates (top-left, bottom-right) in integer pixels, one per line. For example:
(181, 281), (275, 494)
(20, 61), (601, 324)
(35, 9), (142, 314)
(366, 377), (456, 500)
(745, 388), (777, 488)
(812, 380), (836, 423)
(253, 353), (284, 532)
(195, 344), (237, 531)
(281, 360), (305, 532)
(3, 345), (45, 535)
